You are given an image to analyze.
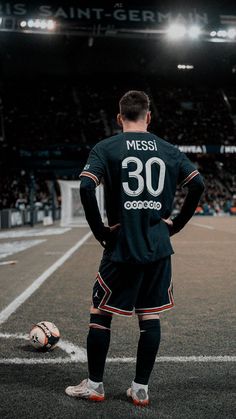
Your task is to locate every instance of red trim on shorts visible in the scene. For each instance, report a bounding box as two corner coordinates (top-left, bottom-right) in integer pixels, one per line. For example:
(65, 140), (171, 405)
(135, 282), (174, 314)
(80, 171), (99, 186)
(96, 272), (133, 317)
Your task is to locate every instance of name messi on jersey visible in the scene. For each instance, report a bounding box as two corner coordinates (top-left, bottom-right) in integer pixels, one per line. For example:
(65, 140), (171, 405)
(126, 140), (157, 151)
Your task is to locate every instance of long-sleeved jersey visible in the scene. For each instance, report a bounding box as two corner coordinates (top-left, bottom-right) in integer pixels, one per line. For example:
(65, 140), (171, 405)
(80, 132), (204, 264)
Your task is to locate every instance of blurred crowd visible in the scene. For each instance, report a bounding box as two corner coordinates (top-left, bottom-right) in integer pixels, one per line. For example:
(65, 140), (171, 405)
(1, 82), (236, 149)
(150, 87), (235, 146)
(0, 173), (51, 211)
(0, 82), (235, 215)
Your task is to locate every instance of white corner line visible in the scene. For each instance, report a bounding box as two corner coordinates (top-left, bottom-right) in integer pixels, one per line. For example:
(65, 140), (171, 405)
(190, 222), (215, 230)
(0, 231), (92, 325)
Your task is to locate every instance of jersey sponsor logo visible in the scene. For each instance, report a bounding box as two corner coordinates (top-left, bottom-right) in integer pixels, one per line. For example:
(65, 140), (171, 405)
(124, 200), (162, 210)
(126, 140), (157, 151)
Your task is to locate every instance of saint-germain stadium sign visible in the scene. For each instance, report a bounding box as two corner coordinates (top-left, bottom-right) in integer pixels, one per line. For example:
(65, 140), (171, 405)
(0, 4), (210, 24)
(0, 3), (235, 28)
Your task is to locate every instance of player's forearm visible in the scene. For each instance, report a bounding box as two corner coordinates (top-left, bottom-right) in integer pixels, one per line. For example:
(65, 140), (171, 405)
(80, 178), (108, 243)
(171, 177), (205, 235)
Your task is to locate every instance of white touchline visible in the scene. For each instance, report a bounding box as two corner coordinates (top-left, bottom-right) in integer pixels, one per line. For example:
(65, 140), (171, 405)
(0, 227), (71, 239)
(0, 261), (18, 266)
(107, 356), (236, 363)
(0, 239), (46, 260)
(0, 358), (72, 364)
(0, 356), (236, 365)
(190, 222), (214, 230)
(0, 333), (235, 364)
(0, 231), (92, 325)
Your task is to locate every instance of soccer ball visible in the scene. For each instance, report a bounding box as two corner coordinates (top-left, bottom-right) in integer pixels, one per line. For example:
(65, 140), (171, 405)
(29, 321), (60, 350)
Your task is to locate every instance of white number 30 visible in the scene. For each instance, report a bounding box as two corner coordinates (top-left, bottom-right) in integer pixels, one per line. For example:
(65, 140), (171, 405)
(122, 156), (166, 197)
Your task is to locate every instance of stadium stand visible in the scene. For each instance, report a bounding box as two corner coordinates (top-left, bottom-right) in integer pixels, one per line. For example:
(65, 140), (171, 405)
(0, 82), (235, 218)
(2, 82), (236, 147)
(150, 87), (236, 145)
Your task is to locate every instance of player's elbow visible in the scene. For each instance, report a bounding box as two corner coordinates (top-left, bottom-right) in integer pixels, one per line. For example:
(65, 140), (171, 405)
(80, 176), (96, 192)
(189, 174), (205, 194)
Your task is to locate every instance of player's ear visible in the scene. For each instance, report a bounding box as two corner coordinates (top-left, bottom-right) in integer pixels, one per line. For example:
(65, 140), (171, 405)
(146, 111), (151, 126)
(117, 113), (123, 127)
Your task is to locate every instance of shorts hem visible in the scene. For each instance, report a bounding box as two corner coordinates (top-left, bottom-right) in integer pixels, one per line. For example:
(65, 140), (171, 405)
(135, 303), (174, 315)
(99, 305), (133, 317)
(135, 281), (174, 314)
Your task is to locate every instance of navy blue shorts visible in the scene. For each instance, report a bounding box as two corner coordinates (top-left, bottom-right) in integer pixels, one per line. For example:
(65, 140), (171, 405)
(92, 255), (174, 316)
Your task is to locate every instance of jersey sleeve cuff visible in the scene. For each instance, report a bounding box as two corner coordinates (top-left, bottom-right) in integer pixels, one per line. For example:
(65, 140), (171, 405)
(79, 171), (100, 186)
(179, 170), (199, 188)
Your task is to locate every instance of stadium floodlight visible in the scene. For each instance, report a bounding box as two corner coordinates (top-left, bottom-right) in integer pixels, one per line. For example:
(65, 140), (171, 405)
(188, 26), (201, 39)
(34, 19), (41, 29)
(40, 20), (47, 29)
(177, 64), (194, 70)
(167, 24), (186, 39)
(217, 30), (227, 37)
(20, 17), (56, 31)
(228, 28), (236, 39)
(210, 31), (217, 37)
(20, 20), (27, 28)
(27, 19), (34, 28)
(47, 20), (55, 30)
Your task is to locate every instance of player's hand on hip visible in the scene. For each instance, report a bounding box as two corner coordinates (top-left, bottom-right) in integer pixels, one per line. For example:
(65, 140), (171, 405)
(161, 217), (173, 227)
(100, 224), (121, 248)
(109, 223), (121, 232)
(161, 217), (174, 236)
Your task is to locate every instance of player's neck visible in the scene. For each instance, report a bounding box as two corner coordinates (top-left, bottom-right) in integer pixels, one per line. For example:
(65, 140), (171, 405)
(122, 122), (148, 133)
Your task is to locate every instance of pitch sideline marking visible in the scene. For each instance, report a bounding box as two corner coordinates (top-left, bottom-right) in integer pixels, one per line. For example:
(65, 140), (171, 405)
(0, 260), (18, 266)
(0, 239), (47, 260)
(0, 231), (92, 325)
(0, 227), (71, 239)
(190, 222), (215, 230)
(0, 333), (235, 364)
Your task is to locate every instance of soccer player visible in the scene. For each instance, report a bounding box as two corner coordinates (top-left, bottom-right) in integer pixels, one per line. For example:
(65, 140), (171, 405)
(65, 91), (205, 405)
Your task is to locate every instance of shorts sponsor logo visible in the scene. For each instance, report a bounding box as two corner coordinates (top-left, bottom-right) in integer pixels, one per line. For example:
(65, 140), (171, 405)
(124, 200), (162, 210)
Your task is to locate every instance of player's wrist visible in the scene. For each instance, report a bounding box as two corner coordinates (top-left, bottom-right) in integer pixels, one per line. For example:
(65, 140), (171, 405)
(169, 218), (183, 236)
(96, 226), (110, 247)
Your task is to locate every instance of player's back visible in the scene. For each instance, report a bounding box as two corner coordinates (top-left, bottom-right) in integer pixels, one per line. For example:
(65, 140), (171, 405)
(94, 131), (185, 263)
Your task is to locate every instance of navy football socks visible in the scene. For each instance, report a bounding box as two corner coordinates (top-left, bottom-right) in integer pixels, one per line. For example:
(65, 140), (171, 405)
(87, 314), (112, 382)
(134, 319), (161, 385)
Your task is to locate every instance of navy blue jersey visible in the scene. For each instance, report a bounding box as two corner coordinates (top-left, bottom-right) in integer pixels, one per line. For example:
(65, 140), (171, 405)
(80, 132), (200, 263)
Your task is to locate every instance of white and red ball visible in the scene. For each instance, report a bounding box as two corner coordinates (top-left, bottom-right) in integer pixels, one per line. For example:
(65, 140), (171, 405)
(29, 321), (60, 350)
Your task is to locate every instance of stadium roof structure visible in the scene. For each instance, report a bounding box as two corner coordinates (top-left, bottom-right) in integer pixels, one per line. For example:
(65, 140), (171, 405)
(1, 1), (236, 40)
(1, 1), (236, 81)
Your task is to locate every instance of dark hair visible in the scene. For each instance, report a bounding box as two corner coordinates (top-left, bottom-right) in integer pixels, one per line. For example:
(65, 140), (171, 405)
(119, 90), (150, 121)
